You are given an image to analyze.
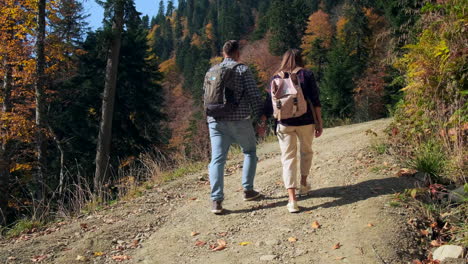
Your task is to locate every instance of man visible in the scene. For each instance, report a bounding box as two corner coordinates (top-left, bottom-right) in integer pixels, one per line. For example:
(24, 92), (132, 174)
(204, 40), (263, 214)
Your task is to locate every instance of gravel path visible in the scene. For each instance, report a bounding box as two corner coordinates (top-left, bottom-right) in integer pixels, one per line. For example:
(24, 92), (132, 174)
(0, 119), (421, 264)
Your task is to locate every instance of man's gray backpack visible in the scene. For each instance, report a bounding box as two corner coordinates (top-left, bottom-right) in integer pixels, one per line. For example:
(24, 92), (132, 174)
(203, 63), (242, 117)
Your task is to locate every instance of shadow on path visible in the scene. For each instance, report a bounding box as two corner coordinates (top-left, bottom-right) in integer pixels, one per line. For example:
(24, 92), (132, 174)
(224, 176), (414, 215)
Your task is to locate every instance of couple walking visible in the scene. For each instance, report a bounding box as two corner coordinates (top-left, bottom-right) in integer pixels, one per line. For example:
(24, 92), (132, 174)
(203, 40), (323, 214)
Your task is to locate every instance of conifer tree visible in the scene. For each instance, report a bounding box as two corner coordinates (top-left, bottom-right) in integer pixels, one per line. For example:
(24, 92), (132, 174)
(95, 0), (126, 194)
(166, 0), (175, 16)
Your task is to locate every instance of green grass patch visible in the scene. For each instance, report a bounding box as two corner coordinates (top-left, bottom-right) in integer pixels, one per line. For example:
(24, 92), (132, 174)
(409, 140), (447, 182)
(389, 201), (401, 207)
(370, 165), (386, 173)
(371, 142), (388, 155)
(5, 219), (43, 238)
(162, 162), (205, 182)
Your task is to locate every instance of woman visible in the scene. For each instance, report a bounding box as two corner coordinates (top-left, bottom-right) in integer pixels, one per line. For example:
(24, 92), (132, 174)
(263, 49), (323, 213)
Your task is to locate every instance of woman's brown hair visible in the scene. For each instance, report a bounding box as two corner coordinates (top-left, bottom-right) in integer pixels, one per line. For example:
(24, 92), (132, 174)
(276, 49), (304, 75)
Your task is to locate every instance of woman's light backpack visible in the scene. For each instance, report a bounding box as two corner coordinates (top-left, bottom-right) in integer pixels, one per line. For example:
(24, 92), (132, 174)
(270, 67), (307, 121)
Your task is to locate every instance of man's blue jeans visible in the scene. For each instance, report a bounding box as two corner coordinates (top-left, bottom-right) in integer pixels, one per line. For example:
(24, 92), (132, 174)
(208, 119), (258, 201)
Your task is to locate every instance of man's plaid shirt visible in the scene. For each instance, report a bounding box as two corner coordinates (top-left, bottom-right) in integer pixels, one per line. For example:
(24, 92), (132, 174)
(206, 58), (263, 122)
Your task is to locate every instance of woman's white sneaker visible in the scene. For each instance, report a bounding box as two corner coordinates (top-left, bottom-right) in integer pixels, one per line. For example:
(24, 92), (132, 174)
(287, 200), (300, 213)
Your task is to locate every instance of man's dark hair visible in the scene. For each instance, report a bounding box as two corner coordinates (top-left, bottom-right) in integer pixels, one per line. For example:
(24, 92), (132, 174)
(223, 40), (239, 57)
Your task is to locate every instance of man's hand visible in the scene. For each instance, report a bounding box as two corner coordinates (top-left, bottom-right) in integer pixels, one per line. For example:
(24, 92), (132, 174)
(257, 115), (267, 138)
(315, 124), (323, 138)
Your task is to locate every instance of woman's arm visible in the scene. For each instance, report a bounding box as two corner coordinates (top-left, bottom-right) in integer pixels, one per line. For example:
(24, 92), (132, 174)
(313, 106), (323, 138)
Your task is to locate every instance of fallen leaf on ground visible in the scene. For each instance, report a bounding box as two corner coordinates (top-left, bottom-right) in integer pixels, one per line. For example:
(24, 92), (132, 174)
(218, 232), (228, 237)
(429, 222), (438, 228)
(288, 237), (297, 242)
(332, 243), (341, 249)
(419, 229), (429, 236)
(191, 232), (200, 236)
(189, 197), (197, 200)
(396, 168), (416, 177)
(239, 241), (251, 246)
(76, 255), (88, 261)
(335, 256), (346, 260)
(130, 240), (139, 248)
(212, 239), (227, 251)
(31, 255), (48, 262)
(311, 221), (321, 229)
(94, 251), (105, 257)
(7, 257), (17, 260)
(112, 255), (131, 261)
(430, 240), (442, 247)
(80, 223), (88, 229)
(305, 211), (313, 214)
(367, 223), (374, 227)
(195, 240), (206, 247)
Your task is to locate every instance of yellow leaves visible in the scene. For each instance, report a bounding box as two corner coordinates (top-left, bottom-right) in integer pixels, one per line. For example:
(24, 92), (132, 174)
(336, 17), (348, 42)
(209, 56), (223, 66)
(93, 252), (105, 257)
(190, 232), (199, 236)
(88, 107), (97, 116)
(288, 237), (298, 243)
(239, 241), (251, 246)
(9, 163), (33, 173)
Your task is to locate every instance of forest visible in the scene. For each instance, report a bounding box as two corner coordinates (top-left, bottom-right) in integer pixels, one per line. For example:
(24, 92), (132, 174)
(0, 0), (466, 233)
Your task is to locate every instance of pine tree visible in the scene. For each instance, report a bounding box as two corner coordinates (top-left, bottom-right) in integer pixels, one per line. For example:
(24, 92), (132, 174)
(95, 0), (126, 194)
(155, 0), (165, 25)
(267, 0), (311, 55)
(166, 0), (175, 16)
(321, 41), (357, 118)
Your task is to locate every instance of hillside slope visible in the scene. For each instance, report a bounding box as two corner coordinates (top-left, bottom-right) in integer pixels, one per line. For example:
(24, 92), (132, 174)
(0, 119), (421, 264)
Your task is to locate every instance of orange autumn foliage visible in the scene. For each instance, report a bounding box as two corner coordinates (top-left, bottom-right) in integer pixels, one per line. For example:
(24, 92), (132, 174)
(301, 10), (333, 51)
(190, 33), (202, 47)
(0, 0), (36, 145)
(205, 22), (215, 41)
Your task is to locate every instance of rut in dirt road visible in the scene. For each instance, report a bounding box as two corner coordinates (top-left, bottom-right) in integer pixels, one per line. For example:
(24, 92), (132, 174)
(0, 119), (420, 264)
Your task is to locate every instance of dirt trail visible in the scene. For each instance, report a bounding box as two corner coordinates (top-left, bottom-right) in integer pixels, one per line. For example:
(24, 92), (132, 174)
(0, 119), (421, 264)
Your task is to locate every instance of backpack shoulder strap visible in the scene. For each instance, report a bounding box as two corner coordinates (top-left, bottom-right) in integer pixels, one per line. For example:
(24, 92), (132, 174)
(226, 62), (244, 70)
(292, 67), (303, 74)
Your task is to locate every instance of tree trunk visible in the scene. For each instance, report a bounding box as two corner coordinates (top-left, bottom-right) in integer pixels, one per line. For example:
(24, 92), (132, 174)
(94, 0), (125, 196)
(0, 158), (8, 225)
(2, 63), (12, 113)
(34, 0), (47, 202)
(0, 60), (13, 225)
